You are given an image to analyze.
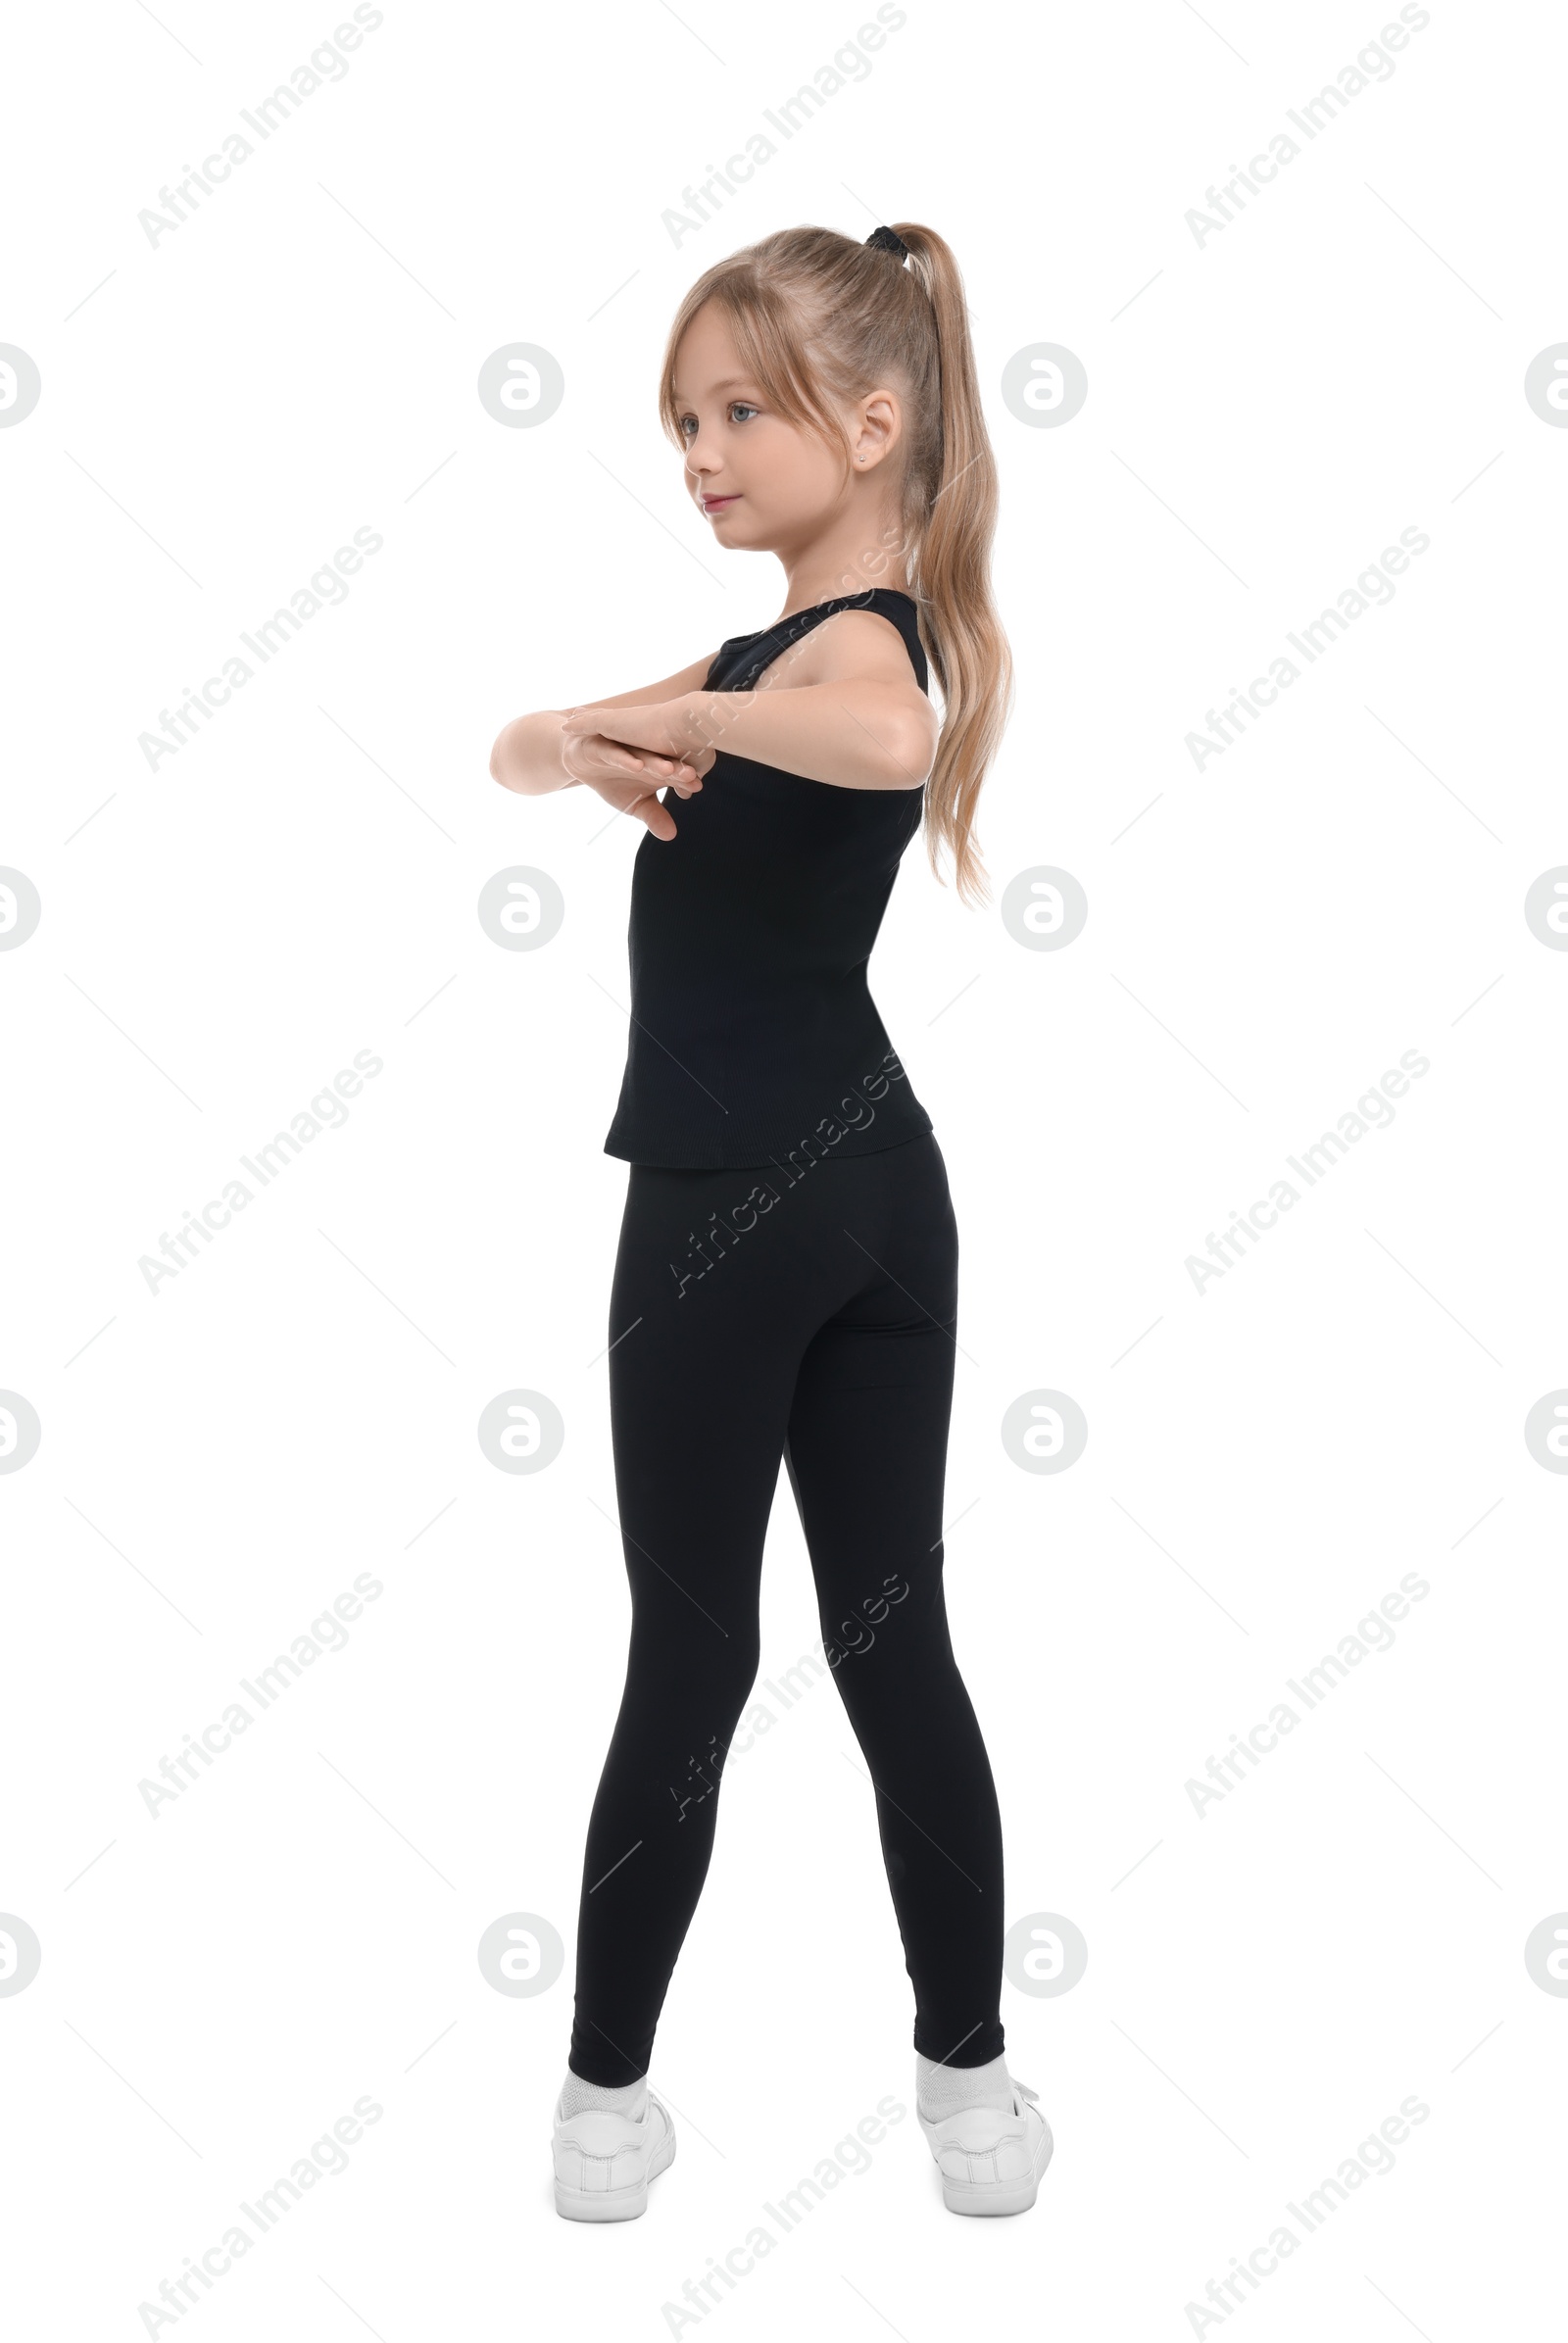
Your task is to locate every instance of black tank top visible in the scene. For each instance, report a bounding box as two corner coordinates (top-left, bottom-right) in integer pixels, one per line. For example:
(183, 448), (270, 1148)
(603, 587), (936, 1169)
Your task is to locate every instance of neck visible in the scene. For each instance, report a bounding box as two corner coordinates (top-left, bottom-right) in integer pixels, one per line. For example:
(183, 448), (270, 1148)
(773, 500), (911, 620)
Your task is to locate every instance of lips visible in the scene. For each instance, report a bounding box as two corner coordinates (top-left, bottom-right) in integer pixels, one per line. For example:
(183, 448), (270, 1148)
(701, 494), (739, 513)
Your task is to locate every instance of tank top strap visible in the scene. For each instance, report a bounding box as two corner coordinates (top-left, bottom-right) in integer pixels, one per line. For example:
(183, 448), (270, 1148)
(706, 588), (928, 696)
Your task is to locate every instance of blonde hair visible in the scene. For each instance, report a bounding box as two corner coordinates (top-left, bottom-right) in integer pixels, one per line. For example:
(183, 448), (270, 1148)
(658, 223), (1011, 908)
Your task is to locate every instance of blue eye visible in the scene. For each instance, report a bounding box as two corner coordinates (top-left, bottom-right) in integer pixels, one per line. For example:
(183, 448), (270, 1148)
(678, 405), (757, 436)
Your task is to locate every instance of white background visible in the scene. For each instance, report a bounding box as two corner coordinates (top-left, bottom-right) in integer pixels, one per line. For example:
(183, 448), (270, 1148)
(3, 0), (1564, 2335)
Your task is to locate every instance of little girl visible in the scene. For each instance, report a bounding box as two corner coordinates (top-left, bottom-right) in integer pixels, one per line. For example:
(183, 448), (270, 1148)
(490, 220), (1052, 2221)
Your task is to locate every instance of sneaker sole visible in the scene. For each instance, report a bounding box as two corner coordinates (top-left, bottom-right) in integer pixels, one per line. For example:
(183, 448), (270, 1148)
(554, 2127), (676, 2222)
(938, 2122), (1054, 2218)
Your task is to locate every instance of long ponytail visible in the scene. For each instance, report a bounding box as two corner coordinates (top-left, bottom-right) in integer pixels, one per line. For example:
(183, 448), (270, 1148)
(658, 222), (1011, 907)
(890, 222), (1011, 908)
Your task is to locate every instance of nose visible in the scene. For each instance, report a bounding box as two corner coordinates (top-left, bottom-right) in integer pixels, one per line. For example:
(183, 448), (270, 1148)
(684, 430), (722, 480)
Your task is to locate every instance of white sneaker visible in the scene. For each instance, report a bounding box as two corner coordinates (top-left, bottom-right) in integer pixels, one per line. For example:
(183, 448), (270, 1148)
(917, 2077), (1053, 2216)
(552, 2083), (676, 2222)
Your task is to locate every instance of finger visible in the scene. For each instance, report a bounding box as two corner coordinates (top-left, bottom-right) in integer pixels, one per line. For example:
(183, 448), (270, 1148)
(583, 732), (675, 777)
(589, 742), (646, 776)
(596, 733), (673, 774)
(603, 733), (675, 769)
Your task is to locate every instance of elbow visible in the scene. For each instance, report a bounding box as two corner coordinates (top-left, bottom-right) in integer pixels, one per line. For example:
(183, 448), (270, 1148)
(891, 709), (939, 788)
(492, 710), (567, 794)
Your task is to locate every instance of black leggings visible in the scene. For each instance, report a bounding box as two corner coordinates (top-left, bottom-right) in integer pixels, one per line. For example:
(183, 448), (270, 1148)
(568, 1130), (1005, 2086)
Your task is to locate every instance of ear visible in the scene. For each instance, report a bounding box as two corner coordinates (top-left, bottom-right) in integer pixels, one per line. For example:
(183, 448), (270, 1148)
(850, 389), (903, 472)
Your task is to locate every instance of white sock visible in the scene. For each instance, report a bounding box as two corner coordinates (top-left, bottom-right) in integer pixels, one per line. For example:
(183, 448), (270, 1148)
(559, 2069), (649, 2121)
(916, 2049), (1014, 2118)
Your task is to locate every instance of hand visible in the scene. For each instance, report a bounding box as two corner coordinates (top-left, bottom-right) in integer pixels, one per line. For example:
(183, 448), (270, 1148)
(577, 695), (719, 778)
(559, 701), (710, 842)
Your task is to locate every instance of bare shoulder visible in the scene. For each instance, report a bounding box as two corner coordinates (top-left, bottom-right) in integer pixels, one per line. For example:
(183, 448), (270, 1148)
(765, 606), (923, 693)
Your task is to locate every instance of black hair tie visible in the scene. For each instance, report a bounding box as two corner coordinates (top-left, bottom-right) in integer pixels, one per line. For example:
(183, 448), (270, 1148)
(864, 224), (908, 261)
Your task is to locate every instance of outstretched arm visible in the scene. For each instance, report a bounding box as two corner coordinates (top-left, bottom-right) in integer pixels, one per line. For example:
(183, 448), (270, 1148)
(597, 679), (933, 791)
(563, 610), (937, 794)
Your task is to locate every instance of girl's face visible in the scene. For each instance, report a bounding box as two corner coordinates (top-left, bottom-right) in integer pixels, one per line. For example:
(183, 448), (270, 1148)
(671, 300), (898, 554)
